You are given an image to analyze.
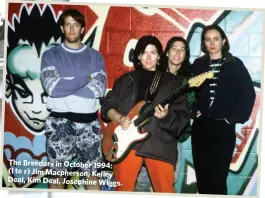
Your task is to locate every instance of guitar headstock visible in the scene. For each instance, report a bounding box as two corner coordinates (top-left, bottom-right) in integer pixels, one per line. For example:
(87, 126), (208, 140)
(188, 71), (214, 88)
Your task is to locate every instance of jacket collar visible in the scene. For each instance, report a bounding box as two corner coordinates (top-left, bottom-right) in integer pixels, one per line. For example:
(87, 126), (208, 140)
(198, 52), (235, 64)
(127, 69), (164, 102)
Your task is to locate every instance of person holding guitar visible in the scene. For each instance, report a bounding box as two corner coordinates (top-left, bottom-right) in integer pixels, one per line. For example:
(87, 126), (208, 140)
(191, 24), (256, 194)
(135, 36), (196, 192)
(100, 35), (190, 192)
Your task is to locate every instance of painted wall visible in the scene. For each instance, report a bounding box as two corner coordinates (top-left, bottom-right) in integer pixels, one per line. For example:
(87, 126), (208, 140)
(0, 18), (3, 68)
(2, 3), (262, 195)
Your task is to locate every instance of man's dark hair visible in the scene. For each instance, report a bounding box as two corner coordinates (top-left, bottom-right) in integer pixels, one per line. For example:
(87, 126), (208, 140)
(59, 8), (85, 28)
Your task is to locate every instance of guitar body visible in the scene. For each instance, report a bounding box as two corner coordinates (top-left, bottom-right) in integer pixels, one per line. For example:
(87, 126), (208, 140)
(102, 71), (214, 164)
(102, 101), (149, 163)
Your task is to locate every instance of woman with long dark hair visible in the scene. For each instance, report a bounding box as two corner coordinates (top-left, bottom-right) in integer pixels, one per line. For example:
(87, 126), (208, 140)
(100, 35), (190, 192)
(135, 36), (196, 192)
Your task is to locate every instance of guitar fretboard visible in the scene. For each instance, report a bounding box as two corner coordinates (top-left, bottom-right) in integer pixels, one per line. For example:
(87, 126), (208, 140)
(134, 83), (190, 127)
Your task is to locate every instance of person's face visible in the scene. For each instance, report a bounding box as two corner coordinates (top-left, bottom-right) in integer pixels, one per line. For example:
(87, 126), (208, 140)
(138, 44), (160, 71)
(167, 41), (186, 68)
(204, 29), (226, 57)
(61, 16), (84, 44)
(7, 42), (55, 133)
(12, 78), (49, 131)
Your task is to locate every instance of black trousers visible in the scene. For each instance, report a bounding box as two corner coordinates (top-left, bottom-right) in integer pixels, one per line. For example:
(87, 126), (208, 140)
(191, 115), (236, 195)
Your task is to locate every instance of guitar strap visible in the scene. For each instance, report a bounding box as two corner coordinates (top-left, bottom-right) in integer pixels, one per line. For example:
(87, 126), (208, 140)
(145, 70), (163, 104)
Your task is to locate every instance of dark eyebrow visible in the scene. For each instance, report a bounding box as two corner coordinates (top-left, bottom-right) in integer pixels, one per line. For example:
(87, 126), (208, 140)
(171, 46), (186, 49)
(205, 36), (220, 39)
(65, 21), (80, 25)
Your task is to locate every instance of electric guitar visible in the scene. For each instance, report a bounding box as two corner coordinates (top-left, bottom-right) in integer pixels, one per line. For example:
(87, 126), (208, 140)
(102, 71), (214, 163)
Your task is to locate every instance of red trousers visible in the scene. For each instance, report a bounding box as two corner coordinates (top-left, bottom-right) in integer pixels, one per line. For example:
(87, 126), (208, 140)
(113, 150), (175, 192)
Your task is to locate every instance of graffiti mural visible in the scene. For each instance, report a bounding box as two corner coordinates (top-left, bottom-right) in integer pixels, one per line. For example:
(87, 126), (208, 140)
(1, 2), (262, 195)
(0, 4), (4, 135)
(0, 14), (3, 69)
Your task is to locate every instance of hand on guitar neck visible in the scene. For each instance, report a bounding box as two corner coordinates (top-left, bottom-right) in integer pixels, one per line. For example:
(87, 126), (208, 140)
(154, 104), (169, 119)
(196, 111), (202, 118)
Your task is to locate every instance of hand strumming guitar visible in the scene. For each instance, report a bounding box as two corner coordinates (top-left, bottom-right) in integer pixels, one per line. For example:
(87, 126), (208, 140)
(119, 116), (131, 130)
(107, 108), (131, 130)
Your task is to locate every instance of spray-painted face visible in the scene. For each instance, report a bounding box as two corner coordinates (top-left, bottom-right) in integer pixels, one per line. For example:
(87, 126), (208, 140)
(7, 42), (58, 133)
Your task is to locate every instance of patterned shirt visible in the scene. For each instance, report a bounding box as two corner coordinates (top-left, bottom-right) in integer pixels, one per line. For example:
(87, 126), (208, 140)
(40, 43), (107, 113)
(209, 58), (223, 108)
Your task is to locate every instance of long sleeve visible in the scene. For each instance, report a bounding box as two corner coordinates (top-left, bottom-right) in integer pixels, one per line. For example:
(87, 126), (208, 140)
(100, 74), (127, 123)
(178, 77), (197, 142)
(73, 53), (107, 98)
(226, 58), (256, 124)
(182, 77), (197, 113)
(189, 60), (202, 118)
(40, 52), (89, 98)
(158, 76), (190, 138)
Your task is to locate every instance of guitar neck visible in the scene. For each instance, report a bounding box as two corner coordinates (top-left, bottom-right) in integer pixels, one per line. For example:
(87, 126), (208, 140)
(134, 83), (190, 127)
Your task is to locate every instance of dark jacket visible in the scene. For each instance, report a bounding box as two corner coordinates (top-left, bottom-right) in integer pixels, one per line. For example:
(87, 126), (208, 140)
(100, 69), (190, 165)
(178, 77), (197, 143)
(191, 52), (256, 124)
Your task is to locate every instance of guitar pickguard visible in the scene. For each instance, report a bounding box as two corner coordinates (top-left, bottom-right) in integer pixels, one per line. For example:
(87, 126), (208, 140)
(113, 116), (148, 159)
